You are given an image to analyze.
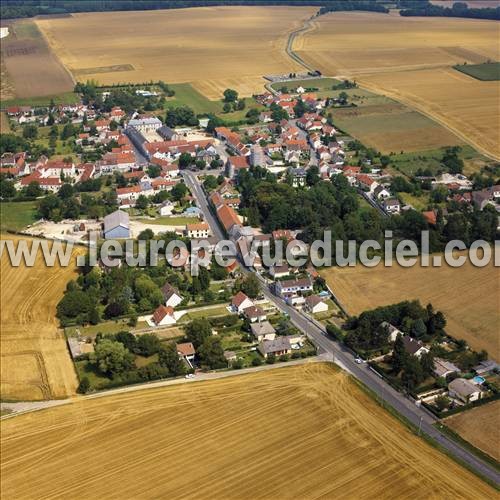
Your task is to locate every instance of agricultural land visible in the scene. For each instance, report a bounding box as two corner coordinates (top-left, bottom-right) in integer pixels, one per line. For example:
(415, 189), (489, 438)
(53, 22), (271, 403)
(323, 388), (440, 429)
(295, 12), (500, 159)
(0, 20), (74, 100)
(454, 62), (500, 81)
(444, 401), (500, 462)
(0, 364), (496, 499)
(320, 257), (500, 360)
(0, 235), (80, 400)
(35, 6), (316, 100)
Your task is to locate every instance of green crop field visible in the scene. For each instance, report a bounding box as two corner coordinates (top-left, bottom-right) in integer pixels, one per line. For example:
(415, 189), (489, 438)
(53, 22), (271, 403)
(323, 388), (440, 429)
(454, 62), (500, 81)
(0, 201), (38, 232)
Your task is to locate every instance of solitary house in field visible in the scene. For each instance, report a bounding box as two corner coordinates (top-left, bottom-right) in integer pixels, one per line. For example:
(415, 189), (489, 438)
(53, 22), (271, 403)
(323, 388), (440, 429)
(103, 210), (130, 239)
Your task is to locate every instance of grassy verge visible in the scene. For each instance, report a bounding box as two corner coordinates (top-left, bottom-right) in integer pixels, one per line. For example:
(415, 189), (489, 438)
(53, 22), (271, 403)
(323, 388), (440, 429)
(178, 305), (231, 323)
(0, 201), (38, 232)
(436, 422), (500, 472)
(66, 318), (132, 339)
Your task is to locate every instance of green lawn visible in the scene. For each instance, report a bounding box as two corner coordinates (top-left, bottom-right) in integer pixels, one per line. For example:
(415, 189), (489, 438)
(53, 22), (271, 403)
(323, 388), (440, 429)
(399, 192), (431, 211)
(390, 145), (484, 177)
(66, 318), (132, 339)
(178, 305), (231, 323)
(165, 83), (222, 114)
(0, 201), (38, 232)
(454, 62), (500, 81)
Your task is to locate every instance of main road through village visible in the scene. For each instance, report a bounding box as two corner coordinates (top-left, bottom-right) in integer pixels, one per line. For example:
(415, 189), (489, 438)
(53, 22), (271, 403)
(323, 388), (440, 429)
(182, 171), (500, 487)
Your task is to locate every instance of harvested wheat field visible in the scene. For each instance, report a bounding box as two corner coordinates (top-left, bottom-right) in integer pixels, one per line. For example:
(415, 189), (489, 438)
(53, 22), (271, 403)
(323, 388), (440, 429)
(0, 20), (74, 100)
(296, 12), (500, 159)
(320, 258), (500, 359)
(1, 363), (495, 499)
(36, 6), (315, 100)
(0, 235), (80, 400)
(445, 401), (500, 462)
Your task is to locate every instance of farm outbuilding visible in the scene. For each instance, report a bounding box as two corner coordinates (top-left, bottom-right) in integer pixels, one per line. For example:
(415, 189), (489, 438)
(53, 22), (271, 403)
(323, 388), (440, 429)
(103, 210), (130, 239)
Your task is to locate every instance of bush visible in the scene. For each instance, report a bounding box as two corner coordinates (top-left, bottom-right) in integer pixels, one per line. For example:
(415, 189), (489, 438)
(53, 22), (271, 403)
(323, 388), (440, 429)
(279, 354), (289, 362)
(265, 354), (276, 364)
(77, 376), (90, 394)
(252, 356), (263, 366)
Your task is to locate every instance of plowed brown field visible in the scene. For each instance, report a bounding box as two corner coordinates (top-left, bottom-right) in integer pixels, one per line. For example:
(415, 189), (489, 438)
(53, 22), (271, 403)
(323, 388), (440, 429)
(0, 235), (80, 400)
(36, 6), (316, 99)
(0, 364), (495, 498)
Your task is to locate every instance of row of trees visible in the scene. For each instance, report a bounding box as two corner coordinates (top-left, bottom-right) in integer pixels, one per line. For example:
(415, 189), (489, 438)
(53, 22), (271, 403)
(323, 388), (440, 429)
(399, 1), (500, 20)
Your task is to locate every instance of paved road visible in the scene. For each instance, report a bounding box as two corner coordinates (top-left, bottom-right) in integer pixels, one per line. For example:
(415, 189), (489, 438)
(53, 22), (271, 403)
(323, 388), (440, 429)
(183, 170), (500, 487)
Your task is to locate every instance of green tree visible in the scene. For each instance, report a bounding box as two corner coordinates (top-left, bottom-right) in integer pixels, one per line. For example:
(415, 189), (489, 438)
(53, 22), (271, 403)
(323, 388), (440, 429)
(401, 356), (424, 392)
(58, 183), (74, 200)
(138, 228), (154, 240)
(136, 333), (161, 357)
(158, 342), (187, 376)
(411, 318), (427, 338)
(222, 102), (232, 113)
(435, 395), (450, 412)
(0, 178), (16, 198)
(171, 182), (188, 201)
(22, 124), (38, 140)
(420, 351), (435, 378)
(240, 273), (260, 299)
(293, 99), (307, 118)
(391, 334), (407, 373)
(198, 337), (226, 369)
(185, 318), (212, 348)
(178, 152), (192, 169)
(223, 88), (238, 103)
(25, 181), (43, 198)
(90, 339), (135, 377)
(135, 194), (149, 210)
(77, 376), (90, 394)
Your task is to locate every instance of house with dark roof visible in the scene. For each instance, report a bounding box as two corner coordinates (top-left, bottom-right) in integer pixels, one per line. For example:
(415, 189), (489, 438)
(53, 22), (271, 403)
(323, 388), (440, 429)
(161, 283), (183, 308)
(258, 337), (291, 358)
(402, 336), (429, 358)
(242, 305), (267, 323)
(250, 321), (276, 342)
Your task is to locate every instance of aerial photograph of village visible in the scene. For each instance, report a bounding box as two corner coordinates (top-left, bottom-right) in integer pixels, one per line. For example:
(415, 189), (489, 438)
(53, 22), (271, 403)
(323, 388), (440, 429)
(0, 0), (498, 498)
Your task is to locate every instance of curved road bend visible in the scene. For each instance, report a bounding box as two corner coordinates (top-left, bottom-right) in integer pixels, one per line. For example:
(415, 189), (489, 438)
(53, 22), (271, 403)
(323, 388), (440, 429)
(183, 171), (500, 487)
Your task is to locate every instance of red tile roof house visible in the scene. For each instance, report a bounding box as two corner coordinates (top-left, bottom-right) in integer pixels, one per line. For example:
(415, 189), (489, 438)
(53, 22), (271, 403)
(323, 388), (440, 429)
(176, 342), (196, 368)
(357, 174), (378, 193)
(242, 305), (267, 323)
(216, 204), (241, 234)
(152, 305), (176, 326)
(225, 156), (249, 178)
(232, 291), (254, 314)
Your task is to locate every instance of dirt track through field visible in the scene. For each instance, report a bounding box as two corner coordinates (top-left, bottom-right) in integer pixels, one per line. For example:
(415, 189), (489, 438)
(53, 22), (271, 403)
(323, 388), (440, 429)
(0, 364), (495, 498)
(0, 235), (81, 400)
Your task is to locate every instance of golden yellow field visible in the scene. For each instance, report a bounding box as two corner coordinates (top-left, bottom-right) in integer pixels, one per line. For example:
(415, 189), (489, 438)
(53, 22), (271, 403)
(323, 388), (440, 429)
(320, 259), (500, 359)
(0, 235), (80, 400)
(296, 12), (500, 159)
(445, 401), (500, 462)
(1, 364), (495, 498)
(36, 6), (315, 100)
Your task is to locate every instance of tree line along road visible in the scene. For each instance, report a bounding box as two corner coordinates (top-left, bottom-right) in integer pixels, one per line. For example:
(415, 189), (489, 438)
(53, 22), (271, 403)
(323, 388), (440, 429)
(182, 170), (500, 487)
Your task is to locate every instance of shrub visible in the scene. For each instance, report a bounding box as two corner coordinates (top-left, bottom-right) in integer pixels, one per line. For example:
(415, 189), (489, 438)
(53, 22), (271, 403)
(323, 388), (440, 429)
(77, 376), (90, 394)
(252, 357), (263, 366)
